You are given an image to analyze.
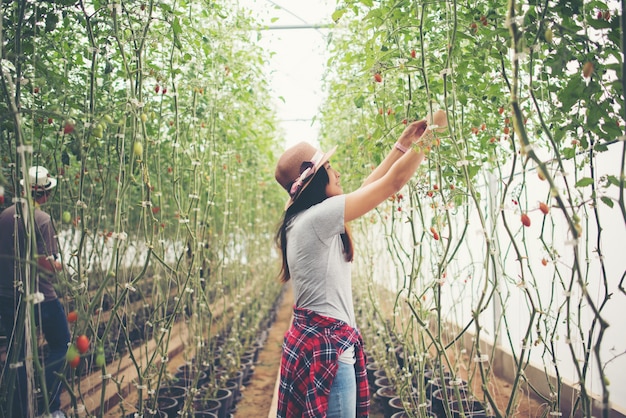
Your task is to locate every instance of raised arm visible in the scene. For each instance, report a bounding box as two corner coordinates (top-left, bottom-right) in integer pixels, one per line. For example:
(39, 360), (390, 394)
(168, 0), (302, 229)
(361, 110), (447, 188)
(345, 110), (447, 223)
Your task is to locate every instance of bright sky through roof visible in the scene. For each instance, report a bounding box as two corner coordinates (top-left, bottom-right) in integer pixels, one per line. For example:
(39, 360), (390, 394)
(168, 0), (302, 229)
(238, 0), (336, 149)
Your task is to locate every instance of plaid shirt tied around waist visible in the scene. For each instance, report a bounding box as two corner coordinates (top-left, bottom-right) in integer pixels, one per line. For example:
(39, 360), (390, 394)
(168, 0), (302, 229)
(277, 307), (370, 417)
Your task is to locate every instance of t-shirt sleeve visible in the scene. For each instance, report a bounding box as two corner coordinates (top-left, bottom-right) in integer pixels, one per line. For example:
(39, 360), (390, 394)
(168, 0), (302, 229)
(36, 214), (58, 257)
(310, 195), (345, 241)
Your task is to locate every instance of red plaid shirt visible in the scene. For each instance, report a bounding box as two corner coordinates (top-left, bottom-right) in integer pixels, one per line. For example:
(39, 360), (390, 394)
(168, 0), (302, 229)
(277, 307), (369, 417)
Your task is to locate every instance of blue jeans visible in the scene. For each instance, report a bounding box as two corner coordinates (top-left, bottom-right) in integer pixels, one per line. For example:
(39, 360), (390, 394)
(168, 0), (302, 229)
(0, 297), (70, 416)
(327, 361), (357, 418)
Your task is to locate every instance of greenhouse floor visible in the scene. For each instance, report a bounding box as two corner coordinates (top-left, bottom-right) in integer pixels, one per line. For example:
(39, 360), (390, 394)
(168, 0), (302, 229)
(41, 280), (542, 417)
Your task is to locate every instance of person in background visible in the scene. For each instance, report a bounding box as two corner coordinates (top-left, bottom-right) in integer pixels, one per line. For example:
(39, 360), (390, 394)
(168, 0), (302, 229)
(0, 166), (70, 418)
(274, 110), (447, 417)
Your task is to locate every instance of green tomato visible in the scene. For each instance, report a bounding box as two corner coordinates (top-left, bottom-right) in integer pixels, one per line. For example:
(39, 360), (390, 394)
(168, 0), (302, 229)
(133, 141), (143, 156)
(93, 125), (103, 138)
(95, 353), (106, 367)
(66, 345), (79, 362)
(62, 211), (71, 224)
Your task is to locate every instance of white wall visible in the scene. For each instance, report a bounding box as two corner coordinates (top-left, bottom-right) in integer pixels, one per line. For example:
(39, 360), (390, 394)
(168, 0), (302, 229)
(357, 144), (626, 412)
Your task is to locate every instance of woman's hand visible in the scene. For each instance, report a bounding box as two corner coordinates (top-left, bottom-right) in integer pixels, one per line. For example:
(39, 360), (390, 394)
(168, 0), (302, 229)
(360, 109), (446, 190)
(415, 109), (448, 150)
(397, 119), (428, 149)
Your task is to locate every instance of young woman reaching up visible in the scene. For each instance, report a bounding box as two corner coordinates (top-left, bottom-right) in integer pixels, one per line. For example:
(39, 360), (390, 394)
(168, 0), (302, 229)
(274, 110), (447, 418)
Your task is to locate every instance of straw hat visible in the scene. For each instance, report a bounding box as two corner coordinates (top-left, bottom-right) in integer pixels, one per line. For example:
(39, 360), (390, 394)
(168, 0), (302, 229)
(20, 166), (57, 191)
(275, 141), (337, 209)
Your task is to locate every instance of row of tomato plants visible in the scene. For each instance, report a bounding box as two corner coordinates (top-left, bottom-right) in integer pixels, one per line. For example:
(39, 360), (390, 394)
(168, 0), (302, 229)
(0, 0), (287, 416)
(58, 263), (285, 416)
(320, 1), (625, 418)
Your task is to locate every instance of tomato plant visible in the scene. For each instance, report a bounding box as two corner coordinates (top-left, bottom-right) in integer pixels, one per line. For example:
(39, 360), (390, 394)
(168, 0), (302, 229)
(0, 0), (624, 417)
(323, 1), (626, 417)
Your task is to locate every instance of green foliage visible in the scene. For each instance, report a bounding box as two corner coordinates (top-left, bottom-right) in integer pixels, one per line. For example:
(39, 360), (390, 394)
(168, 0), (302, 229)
(0, 1), (284, 415)
(1, 0), (625, 416)
(321, 1), (626, 417)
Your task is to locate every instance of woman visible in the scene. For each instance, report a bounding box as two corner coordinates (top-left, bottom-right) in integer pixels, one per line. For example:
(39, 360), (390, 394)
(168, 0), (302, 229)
(274, 110), (447, 418)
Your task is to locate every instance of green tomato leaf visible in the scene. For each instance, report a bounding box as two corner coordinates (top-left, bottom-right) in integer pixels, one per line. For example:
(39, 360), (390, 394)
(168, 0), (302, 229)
(587, 102), (601, 127)
(172, 17), (182, 35)
(332, 8), (347, 23)
(575, 177), (594, 187)
(559, 77), (584, 113)
(600, 196), (614, 208)
(354, 95), (365, 109)
(562, 147), (576, 159)
(607, 175), (620, 187)
(601, 119), (623, 139)
(593, 142), (609, 152)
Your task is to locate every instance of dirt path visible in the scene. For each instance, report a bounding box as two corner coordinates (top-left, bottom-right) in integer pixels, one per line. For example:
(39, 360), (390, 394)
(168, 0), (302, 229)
(234, 283), (294, 418)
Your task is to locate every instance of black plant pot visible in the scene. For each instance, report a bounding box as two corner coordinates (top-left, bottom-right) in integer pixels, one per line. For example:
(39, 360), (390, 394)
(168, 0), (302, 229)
(243, 346), (257, 364)
(373, 368), (387, 380)
(226, 369), (244, 400)
(425, 375), (463, 398)
(449, 399), (491, 418)
(421, 367), (451, 390)
(196, 388), (232, 418)
(223, 378), (241, 409)
(125, 411), (168, 418)
(430, 386), (472, 418)
(366, 362), (380, 386)
(193, 413), (218, 418)
(250, 340), (263, 362)
(240, 356), (255, 384)
(376, 386), (397, 413)
(391, 411), (437, 418)
(176, 364), (209, 387)
(387, 396), (406, 418)
(393, 346), (405, 369)
(154, 396), (179, 418)
(387, 389), (432, 418)
(374, 376), (393, 393)
(191, 398), (221, 415)
(228, 369), (244, 385)
(157, 385), (187, 404)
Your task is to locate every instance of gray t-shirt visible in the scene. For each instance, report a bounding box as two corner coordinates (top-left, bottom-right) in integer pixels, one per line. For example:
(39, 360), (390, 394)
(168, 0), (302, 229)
(0, 203), (59, 301)
(286, 194), (356, 327)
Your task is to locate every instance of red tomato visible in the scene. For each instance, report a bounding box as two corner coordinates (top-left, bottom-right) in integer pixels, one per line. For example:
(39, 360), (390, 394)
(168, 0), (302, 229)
(76, 335), (90, 354)
(69, 355), (80, 368)
(67, 311), (78, 323)
(63, 122), (74, 135)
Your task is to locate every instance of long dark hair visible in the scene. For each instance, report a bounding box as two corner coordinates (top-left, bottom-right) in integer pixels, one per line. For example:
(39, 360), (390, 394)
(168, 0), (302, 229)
(275, 167), (354, 283)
